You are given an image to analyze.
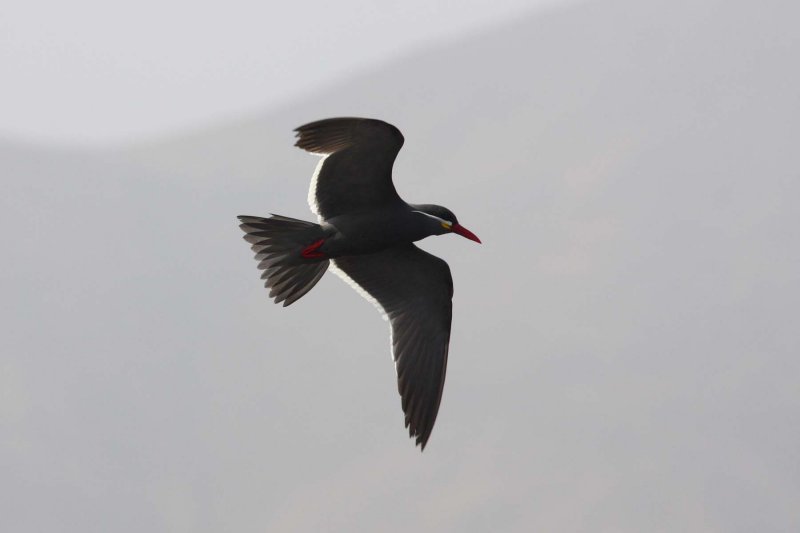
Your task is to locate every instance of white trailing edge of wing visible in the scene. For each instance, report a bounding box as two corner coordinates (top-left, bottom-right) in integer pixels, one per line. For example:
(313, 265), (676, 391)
(329, 261), (396, 364)
(307, 154), (328, 223)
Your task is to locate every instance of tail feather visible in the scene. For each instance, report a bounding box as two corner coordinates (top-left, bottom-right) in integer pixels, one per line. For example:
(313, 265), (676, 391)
(238, 215), (330, 306)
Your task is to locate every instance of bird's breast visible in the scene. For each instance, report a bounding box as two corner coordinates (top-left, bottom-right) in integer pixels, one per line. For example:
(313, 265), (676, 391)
(320, 211), (427, 257)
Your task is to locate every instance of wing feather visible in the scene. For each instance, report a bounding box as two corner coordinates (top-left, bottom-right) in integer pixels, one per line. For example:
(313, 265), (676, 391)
(294, 117), (405, 220)
(333, 244), (453, 450)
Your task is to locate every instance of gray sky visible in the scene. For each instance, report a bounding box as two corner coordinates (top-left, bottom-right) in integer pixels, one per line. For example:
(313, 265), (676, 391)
(2, 0), (799, 531)
(1, 0), (569, 144)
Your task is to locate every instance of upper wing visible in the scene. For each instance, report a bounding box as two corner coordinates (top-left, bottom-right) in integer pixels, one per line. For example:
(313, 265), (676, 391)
(332, 244), (453, 450)
(294, 117), (405, 220)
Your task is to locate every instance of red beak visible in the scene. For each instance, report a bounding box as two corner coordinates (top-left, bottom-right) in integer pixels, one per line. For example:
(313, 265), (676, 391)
(452, 224), (481, 243)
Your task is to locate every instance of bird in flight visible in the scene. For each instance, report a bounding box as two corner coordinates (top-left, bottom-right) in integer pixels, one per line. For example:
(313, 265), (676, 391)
(238, 117), (480, 450)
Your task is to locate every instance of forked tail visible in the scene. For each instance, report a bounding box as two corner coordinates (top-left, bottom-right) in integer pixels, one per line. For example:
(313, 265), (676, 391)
(238, 215), (330, 306)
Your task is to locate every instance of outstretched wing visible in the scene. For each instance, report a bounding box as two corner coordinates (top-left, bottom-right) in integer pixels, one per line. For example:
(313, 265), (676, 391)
(294, 117), (405, 220)
(332, 244), (453, 450)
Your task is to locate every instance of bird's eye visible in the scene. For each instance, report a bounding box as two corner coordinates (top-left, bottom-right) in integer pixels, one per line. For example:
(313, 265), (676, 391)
(441, 221), (452, 230)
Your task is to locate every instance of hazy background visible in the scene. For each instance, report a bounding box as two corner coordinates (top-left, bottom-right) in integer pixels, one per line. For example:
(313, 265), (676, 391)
(1, 0), (571, 144)
(2, 0), (799, 531)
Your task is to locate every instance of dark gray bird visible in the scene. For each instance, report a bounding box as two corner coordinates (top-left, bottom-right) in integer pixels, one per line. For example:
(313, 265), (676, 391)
(238, 117), (480, 450)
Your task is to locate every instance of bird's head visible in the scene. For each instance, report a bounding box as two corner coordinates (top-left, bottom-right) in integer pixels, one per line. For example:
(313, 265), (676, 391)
(411, 204), (481, 243)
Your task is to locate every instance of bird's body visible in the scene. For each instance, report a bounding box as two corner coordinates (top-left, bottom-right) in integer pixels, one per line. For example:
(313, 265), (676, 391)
(239, 118), (480, 449)
(310, 203), (455, 257)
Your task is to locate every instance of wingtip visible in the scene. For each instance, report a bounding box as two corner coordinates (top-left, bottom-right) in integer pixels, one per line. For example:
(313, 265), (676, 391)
(409, 425), (432, 451)
(417, 431), (433, 451)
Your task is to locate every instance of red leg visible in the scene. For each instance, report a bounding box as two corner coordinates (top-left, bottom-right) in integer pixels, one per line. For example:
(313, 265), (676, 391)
(301, 239), (326, 259)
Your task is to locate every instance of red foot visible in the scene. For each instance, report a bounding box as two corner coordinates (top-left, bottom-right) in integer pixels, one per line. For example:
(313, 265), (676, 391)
(301, 239), (326, 259)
